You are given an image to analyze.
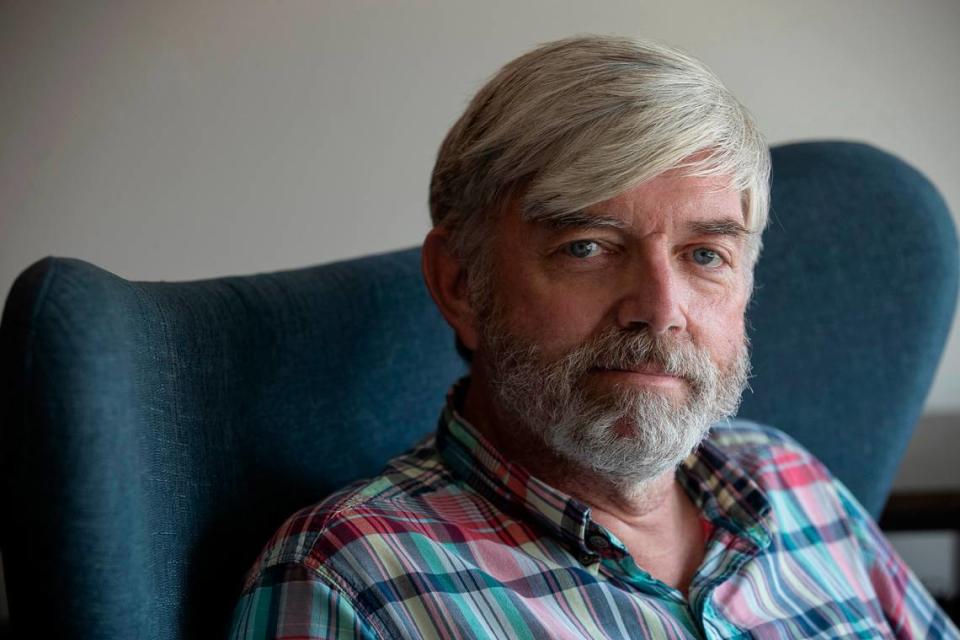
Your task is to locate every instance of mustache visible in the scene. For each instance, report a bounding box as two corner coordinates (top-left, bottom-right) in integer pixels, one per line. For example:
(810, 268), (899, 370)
(557, 327), (713, 383)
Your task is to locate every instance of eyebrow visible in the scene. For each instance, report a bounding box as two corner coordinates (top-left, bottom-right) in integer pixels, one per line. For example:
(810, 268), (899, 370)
(530, 210), (628, 231)
(530, 210), (753, 238)
(688, 219), (752, 239)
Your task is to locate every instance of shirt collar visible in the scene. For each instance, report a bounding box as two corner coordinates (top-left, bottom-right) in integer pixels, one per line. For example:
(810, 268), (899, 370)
(436, 379), (773, 558)
(679, 434), (773, 550)
(436, 382), (596, 558)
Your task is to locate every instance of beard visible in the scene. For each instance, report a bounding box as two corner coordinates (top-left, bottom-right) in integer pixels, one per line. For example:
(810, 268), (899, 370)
(478, 310), (751, 489)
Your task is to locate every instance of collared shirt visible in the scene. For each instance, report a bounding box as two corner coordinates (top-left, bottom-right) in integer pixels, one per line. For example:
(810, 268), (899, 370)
(230, 387), (958, 639)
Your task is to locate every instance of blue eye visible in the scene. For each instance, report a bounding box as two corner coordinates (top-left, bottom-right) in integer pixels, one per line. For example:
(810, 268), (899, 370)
(692, 247), (723, 267)
(567, 240), (601, 259)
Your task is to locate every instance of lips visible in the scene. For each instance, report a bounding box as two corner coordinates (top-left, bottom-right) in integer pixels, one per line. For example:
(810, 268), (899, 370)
(602, 364), (674, 376)
(592, 360), (676, 375)
(589, 364), (687, 386)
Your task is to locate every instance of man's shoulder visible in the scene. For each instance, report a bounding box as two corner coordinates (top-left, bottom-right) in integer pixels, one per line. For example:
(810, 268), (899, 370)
(706, 419), (836, 490)
(240, 435), (478, 591)
(708, 418), (810, 458)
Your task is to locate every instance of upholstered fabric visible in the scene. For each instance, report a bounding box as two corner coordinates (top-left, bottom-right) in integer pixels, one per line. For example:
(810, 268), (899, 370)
(1, 141), (956, 639)
(739, 142), (958, 511)
(1, 250), (465, 638)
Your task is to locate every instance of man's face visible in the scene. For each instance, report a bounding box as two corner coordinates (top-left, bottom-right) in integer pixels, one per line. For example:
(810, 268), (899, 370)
(472, 169), (753, 486)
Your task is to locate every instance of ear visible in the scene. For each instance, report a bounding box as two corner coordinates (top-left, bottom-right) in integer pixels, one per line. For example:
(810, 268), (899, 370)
(421, 227), (480, 352)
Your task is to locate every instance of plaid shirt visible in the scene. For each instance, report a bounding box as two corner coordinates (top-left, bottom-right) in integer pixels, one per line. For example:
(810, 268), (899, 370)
(231, 388), (957, 639)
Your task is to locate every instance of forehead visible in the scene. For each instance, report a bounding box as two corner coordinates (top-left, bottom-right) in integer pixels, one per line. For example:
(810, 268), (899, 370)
(584, 171), (743, 224)
(517, 170), (746, 236)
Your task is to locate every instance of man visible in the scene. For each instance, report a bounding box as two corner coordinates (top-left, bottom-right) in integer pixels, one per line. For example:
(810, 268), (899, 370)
(230, 35), (957, 638)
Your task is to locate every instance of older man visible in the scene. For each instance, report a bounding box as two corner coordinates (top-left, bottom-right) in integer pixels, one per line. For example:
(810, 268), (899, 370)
(230, 36), (957, 638)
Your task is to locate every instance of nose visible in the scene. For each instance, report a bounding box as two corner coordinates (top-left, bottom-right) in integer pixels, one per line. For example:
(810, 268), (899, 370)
(615, 249), (687, 335)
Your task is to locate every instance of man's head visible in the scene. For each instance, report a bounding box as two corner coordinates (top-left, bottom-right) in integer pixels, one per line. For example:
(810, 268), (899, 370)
(422, 35), (770, 488)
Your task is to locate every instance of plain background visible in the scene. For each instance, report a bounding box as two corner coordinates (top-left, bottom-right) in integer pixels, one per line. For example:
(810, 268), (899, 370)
(2, 2), (958, 472)
(2, 0), (960, 620)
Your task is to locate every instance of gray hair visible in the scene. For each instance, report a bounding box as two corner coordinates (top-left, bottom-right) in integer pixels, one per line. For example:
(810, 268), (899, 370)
(429, 34), (771, 270)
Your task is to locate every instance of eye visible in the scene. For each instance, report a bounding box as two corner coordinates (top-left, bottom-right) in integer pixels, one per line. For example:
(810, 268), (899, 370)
(691, 247), (724, 268)
(566, 240), (602, 259)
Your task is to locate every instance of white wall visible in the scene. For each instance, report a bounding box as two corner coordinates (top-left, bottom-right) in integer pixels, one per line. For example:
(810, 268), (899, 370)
(2, 1), (959, 455)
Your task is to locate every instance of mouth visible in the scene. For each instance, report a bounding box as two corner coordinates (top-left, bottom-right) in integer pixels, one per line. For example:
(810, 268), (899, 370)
(590, 365), (684, 388)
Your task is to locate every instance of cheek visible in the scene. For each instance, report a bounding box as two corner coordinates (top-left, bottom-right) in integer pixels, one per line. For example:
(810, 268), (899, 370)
(510, 293), (600, 339)
(685, 290), (748, 353)
(497, 275), (613, 347)
(700, 307), (748, 365)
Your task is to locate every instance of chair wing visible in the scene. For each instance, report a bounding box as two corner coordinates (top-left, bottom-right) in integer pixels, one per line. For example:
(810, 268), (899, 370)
(741, 142), (957, 516)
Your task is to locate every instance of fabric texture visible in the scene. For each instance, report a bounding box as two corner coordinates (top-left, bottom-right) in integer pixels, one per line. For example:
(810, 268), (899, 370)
(0, 249), (466, 638)
(738, 143), (958, 514)
(1, 142), (956, 638)
(230, 386), (958, 639)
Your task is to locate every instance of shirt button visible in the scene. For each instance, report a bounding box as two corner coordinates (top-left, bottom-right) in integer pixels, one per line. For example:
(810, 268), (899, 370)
(588, 535), (608, 550)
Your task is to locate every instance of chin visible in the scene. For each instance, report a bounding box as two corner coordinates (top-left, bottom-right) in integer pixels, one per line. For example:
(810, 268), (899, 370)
(541, 389), (714, 484)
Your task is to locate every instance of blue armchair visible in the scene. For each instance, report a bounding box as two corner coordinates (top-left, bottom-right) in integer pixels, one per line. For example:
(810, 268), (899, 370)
(1, 142), (956, 638)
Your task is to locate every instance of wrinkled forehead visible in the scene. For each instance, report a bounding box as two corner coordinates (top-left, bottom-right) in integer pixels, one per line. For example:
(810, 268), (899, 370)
(518, 151), (758, 232)
(524, 170), (748, 230)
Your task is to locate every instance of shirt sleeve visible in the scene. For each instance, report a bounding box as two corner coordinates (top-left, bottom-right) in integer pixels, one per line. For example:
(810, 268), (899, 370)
(833, 480), (960, 639)
(228, 563), (378, 640)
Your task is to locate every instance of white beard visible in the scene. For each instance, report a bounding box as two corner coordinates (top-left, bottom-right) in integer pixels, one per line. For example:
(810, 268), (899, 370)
(481, 323), (751, 488)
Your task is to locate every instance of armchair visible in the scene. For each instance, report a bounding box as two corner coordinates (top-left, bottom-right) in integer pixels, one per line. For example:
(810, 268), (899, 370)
(1, 141), (956, 638)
